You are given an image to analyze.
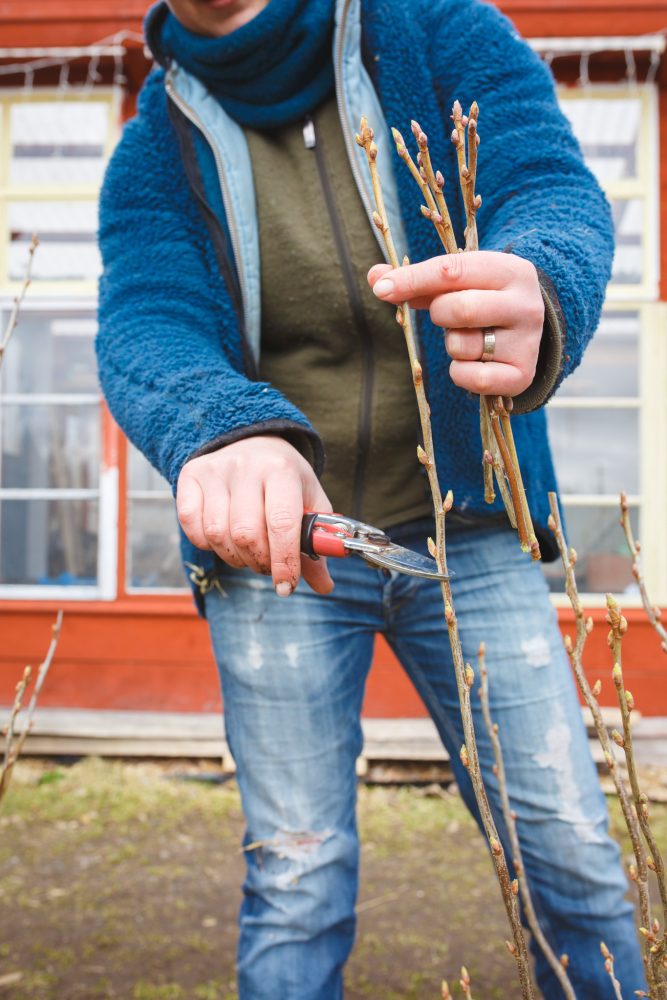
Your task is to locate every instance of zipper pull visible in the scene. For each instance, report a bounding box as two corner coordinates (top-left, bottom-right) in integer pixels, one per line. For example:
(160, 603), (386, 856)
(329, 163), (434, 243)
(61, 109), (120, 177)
(303, 118), (316, 149)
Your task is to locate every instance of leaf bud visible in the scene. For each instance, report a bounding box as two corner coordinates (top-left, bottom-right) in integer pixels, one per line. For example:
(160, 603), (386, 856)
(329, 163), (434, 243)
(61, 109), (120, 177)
(391, 126), (405, 147)
(410, 119), (422, 138)
(604, 751), (615, 770)
(444, 490), (454, 512)
(460, 966), (470, 986)
(600, 941), (611, 959)
(652, 918), (660, 934)
(459, 744), (469, 769)
(369, 142), (378, 161)
(416, 444), (431, 467)
(436, 170), (445, 189)
(628, 863), (637, 881)
(592, 679), (602, 697)
(547, 513), (556, 532)
(586, 617), (594, 634)
(484, 449), (494, 465)
(511, 879), (519, 896)
(427, 537), (437, 560)
(465, 663), (475, 688)
(474, 193), (482, 208)
(478, 640), (486, 657)
(647, 857), (656, 872)
(625, 690), (635, 712)
(611, 729), (625, 749)
(612, 664), (623, 688)
(412, 360), (423, 385)
(489, 836), (502, 856)
(441, 982), (451, 1000)
(420, 204), (431, 219)
(450, 129), (459, 145)
(560, 954), (569, 969)
(445, 602), (455, 625)
(505, 940), (517, 957)
(372, 212), (384, 231)
(569, 546), (577, 566)
(563, 634), (573, 654)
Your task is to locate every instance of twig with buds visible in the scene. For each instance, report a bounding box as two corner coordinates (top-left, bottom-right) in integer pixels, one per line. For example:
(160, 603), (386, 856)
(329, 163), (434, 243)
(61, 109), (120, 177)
(0, 234), (38, 371)
(478, 642), (577, 1000)
(0, 610), (63, 804)
(619, 492), (667, 654)
(391, 108), (539, 559)
(357, 116), (535, 1000)
(600, 942), (625, 1000)
(607, 595), (667, 977)
(548, 493), (666, 997)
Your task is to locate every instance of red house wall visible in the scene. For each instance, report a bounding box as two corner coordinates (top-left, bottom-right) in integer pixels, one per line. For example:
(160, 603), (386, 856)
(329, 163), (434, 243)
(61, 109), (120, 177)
(0, 0), (665, 717)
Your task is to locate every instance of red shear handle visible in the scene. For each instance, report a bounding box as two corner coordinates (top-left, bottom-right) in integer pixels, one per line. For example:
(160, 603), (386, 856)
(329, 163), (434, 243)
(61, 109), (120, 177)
(301, 513), (349, 559)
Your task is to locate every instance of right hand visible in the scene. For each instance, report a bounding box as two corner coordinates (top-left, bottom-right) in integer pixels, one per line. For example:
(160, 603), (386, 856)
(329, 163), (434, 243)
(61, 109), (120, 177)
(176, 436), (334, 597)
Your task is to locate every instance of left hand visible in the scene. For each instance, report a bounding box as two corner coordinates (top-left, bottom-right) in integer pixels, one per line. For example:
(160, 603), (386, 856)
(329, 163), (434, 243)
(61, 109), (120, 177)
(368, 250), (544, 397)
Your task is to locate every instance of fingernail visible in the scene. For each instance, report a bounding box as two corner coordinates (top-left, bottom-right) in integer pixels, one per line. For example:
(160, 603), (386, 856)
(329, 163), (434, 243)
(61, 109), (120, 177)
(275, 581), (293, 597)
(373, 277), (394, 298)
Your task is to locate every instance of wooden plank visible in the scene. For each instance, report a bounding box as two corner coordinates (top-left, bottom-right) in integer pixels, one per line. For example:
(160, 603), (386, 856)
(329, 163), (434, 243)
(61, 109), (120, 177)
(6, 709), (664, 766)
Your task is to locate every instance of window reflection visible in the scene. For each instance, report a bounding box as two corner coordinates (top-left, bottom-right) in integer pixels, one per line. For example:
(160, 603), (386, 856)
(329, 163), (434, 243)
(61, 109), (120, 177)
(0, 498), (98, 586)
(543, 504), (639, 595)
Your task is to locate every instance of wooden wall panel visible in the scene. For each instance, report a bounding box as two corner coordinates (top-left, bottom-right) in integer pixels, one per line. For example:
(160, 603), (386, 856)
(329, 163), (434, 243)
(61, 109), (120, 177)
(0, 607), (665, 716)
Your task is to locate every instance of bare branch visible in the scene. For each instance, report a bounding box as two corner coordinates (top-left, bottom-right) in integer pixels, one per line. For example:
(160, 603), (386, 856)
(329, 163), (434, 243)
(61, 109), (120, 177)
(0, 610), (63, 804)
(478, 643), (577, 999)
(358, 116), (536, 1000)
(0, 234), (39, 370)
(619, 492), (667, 653)
(607, 595), (667, 971)
(600, 942), (625, 1000)
(548, 494), (664, 995)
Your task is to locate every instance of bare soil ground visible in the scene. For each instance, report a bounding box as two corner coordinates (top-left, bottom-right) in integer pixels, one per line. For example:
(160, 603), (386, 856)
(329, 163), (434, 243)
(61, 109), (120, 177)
(0, 759), (665, 1000)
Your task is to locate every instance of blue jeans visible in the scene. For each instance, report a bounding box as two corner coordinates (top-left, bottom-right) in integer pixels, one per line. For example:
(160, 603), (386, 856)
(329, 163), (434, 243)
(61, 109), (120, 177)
(205, 520), (646, 999)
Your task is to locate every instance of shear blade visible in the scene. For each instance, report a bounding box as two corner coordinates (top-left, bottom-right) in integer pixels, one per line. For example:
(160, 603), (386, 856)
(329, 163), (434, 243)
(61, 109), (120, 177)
(344, 539), (449, 581)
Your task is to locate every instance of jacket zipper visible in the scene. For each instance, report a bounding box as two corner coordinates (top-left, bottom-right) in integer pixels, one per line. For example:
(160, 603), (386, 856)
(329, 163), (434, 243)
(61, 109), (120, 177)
(165, 75), (250, 334)
(305, 116), (374, 521)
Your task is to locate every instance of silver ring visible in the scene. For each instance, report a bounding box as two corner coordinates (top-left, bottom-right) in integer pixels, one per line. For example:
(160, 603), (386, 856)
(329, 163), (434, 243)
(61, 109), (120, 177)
(480, 328), (496, 362)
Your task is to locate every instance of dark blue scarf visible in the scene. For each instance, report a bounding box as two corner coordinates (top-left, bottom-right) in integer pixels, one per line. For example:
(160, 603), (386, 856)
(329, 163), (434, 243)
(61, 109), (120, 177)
(145, 0), (335, 129)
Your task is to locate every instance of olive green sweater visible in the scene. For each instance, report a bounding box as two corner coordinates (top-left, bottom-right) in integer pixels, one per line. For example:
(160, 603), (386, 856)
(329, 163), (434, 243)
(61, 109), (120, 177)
(247, 95), (433, 529)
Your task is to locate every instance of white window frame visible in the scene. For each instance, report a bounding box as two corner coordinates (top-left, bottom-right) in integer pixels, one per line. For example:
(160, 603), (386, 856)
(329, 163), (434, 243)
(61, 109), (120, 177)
(0, 85), (121, 599)
(0, 296), (118, 600)
(550, 84), (663, 608)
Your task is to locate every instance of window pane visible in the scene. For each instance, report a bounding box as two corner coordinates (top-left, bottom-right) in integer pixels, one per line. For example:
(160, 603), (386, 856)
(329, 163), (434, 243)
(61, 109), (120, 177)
(542, 504), (639, 595)
(556, 310), (639, 399)
(127, 498), (187, 590)
(0, 311), (98, 394)
(610, 198), (643, 286)
(10, 101), (109, 186)
(8, 201), (100, 282)
(559, 95), (640, 183)
(1, 404), (100, 489)
(0, 497), (98, 585)
(127, 442), (170, 494)
(548, 408), (639, 495)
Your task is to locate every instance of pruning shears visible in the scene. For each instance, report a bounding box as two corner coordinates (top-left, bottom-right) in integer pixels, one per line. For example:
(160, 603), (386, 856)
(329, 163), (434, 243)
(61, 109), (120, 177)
(300, 512), (449, 581)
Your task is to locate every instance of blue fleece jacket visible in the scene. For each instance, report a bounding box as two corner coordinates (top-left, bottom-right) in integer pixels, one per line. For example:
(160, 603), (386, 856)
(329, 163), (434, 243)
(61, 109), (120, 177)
(97, 0), (614, 610)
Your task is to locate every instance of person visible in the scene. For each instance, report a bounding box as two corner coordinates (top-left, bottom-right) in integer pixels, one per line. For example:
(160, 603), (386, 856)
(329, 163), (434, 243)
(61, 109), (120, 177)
(96, 0), (647, 996)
